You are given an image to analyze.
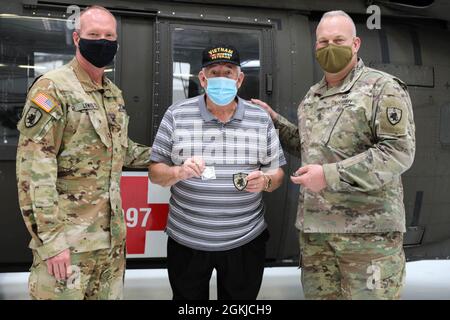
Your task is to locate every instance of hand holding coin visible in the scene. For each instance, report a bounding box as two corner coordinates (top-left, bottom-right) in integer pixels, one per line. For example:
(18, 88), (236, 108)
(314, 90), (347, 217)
(244, 170), (266, 193)
(180, 156), (205, 180)
(291, 164), (327, 193)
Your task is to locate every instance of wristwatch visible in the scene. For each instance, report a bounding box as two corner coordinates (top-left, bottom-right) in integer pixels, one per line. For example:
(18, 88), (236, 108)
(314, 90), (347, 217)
(263, 174), (272, 191)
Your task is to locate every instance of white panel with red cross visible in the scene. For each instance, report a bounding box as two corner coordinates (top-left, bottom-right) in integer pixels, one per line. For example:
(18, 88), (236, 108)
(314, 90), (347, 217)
(120, 172), (170, 258)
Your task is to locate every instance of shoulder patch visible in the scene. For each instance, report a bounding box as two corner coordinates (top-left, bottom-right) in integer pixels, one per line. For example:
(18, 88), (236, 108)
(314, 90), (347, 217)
(31, 92), (57, 113)
(24, 107), (42, 128)
(378, 96), (407, 136)
(386, 107), (402, 125)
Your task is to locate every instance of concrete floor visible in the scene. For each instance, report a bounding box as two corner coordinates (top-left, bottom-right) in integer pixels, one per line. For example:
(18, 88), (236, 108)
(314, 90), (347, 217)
(0, 260), (449, 299)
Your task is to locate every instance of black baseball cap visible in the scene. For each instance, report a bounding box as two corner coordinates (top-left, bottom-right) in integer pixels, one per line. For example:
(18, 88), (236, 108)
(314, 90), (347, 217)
(201, 44), (241, 68)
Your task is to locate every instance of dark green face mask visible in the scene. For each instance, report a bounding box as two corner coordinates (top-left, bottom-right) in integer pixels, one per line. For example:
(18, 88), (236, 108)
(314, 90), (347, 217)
(315, 43), (353, 73)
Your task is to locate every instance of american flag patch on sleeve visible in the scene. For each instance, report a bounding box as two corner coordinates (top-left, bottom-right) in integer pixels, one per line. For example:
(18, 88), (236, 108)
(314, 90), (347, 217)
(31, 92), (57, 113)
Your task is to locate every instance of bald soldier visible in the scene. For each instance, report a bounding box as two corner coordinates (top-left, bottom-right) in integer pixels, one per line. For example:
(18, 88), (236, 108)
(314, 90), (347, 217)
(252, 10), (415, 299)
(16, 6), (151, 299)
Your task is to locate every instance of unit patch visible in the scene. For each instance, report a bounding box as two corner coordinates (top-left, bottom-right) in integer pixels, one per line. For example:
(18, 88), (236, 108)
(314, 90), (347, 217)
(386, 107), (402, 125)
(233, 172), (248, 191)
(24, 107), (43, 128)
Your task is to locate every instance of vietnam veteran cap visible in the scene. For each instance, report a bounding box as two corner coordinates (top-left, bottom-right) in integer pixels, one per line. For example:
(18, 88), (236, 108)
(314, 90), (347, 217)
(201, 44), (241, 68)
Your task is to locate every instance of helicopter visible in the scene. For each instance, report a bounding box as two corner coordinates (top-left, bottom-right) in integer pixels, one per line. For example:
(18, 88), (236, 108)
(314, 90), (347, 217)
(0, 0), (449, 271)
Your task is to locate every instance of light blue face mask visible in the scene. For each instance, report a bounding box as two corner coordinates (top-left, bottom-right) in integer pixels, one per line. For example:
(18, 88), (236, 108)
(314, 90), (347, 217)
(205, 77), (238, 106)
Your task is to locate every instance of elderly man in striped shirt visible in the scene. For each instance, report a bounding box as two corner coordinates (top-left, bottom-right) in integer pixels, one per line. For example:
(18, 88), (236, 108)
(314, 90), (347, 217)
(149, 44), (286, 300)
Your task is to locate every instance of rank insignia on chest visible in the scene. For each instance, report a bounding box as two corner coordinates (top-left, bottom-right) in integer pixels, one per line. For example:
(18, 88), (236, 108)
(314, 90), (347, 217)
(71, 102), (98, 112)
(233, 172), (248, 191)
(24, 107), (42, 128)
(387, 107), (402, 125)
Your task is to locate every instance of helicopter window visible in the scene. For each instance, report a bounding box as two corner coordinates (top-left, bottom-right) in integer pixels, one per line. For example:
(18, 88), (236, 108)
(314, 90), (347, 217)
(0, 15), (115, 152)
(171, 26), (261, 104)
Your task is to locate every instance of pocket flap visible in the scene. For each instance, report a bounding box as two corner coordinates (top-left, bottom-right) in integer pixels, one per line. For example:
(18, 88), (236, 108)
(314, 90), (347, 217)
(34, 185), (57, 208)
(87, 109), (112, 148)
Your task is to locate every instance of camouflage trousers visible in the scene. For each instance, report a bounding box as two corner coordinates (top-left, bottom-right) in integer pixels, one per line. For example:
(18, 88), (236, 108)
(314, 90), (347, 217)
(29, 244), (125, 300)
(299, 232), (405, 300)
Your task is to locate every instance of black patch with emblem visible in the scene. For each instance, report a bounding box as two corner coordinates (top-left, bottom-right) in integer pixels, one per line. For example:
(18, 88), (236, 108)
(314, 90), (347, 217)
(24, 107), (42, 128)
(71, 102), (98, 112)
(387, 107), (402, 125)
(233, 172), (248, 191)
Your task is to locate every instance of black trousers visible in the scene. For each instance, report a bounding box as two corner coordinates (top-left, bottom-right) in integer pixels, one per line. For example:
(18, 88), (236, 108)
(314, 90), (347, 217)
(167, 229), (270, 300)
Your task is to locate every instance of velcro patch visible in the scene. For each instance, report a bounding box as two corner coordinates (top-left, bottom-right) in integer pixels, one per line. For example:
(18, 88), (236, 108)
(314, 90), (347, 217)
(31, 92), (57, 113)
(71, 102), (98, 112)
(378, 97), (407, 136)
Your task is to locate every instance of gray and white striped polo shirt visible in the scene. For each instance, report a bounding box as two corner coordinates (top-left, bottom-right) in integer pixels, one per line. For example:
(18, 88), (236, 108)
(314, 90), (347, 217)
(150, 94), (286, 251)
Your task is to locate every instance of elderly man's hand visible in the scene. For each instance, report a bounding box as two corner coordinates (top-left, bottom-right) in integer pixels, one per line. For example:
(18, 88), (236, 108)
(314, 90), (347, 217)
(245, 170), (266, 193)
(251, 99), (278, 121)
(291, 164), (327, 193)
(178, 156), (205, 180)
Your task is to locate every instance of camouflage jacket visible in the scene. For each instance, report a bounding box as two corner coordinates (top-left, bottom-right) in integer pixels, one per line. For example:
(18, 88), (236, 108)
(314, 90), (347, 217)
(274, 59), (415, 233)
(16, 58), (151, 260)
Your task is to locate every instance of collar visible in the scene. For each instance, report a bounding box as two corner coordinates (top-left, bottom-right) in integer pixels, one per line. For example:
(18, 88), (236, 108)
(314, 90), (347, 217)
(69, 57), (115, 95)
(198, 94), (245, 122)
(312, 58), (366, 98)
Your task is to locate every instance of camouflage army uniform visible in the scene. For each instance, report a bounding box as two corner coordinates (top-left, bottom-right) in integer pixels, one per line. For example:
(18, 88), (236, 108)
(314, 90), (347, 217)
(16, 58), (151, 300)
(274, 59), (415, 299)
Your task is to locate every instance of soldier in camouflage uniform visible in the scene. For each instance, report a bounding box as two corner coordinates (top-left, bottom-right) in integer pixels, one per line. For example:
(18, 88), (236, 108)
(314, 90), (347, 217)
(16, 6), (151, 299)
(252, 10), (415, 299)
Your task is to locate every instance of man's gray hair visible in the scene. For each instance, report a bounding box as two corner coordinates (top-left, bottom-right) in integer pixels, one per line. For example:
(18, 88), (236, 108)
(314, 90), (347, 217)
(319, 10), (357, 36)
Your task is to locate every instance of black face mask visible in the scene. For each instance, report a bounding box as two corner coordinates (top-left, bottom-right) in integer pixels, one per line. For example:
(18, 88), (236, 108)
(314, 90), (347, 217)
(78, 37), (118, 68)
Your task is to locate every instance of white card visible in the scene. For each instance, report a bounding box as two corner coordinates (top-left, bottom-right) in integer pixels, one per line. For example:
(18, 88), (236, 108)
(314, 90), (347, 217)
(201, 166), (216, 180)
